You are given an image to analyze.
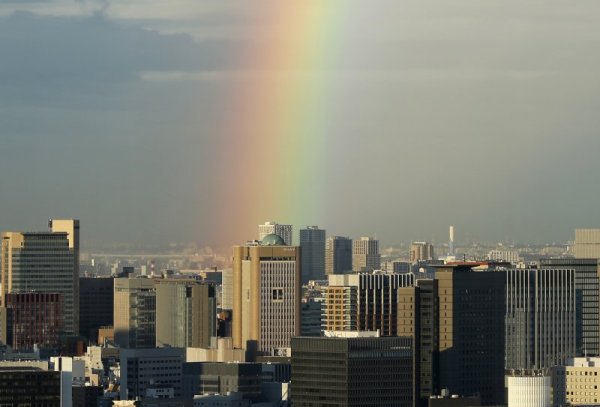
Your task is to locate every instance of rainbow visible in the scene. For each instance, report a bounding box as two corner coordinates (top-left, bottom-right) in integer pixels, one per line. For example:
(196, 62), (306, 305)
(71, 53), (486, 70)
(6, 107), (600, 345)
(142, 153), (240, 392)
(212, 3), (347, 245)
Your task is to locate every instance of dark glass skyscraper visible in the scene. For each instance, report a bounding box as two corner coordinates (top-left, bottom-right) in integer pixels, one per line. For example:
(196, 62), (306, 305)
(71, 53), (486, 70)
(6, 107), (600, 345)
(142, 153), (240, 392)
(291, 334), (413, 407)
(299, 226), (326, 283)
(325, 236), (352, 276)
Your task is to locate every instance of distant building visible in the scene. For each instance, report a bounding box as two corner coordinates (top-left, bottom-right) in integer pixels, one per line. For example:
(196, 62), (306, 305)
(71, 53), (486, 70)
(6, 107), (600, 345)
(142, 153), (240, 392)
(0, 292), (62, 351)
(1, 225), (78, 335)
(323, 272), (414, 336)
(221, 268), (233, 310)
(487, 249), (520, 264)
(232, 237), (301, 354)
(325, 236), (352, 275)
(114, 278), (156, 348)
(258, 222), (293, 246)
(574, 229), (600, 258)
(290, 333), (413, 406)
(352, 237), (380, 272)
(436, 264), (505, 405)
(120, 347), (184, 401)
(505, 268), (576, 369)
(155, 279), (216, 348)
(410, 242), (434, 263)
(79, 277), (114, 344)
(299, 226), (326, 283)
(541, 258), (600, 357)
(392, 261), (412, 274)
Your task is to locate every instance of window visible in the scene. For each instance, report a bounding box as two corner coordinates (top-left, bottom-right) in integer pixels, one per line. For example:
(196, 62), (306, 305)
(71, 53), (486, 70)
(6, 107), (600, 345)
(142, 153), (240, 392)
(272, 288), (283, 301)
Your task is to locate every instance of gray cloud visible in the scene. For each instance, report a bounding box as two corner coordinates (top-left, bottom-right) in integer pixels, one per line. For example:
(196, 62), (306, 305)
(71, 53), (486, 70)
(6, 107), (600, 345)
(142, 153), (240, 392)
(2, 2), (600, 247)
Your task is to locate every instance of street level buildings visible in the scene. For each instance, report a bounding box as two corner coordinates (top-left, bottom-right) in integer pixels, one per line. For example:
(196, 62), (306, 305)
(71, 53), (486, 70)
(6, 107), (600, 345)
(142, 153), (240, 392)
(120, 347), (184, 401)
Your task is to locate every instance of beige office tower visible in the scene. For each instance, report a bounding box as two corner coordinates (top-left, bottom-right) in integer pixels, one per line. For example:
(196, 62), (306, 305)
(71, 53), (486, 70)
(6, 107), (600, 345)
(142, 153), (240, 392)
(410, 241), (434, 263)
(574, 229), (600, 258)
(232, 235), (301, 355)
(49, 219), (80, 335)
(352, 237), (380, 272)
(258, 221), (293, 246)
(114, 278), (156, 348)
(1, 229), (77, 336)
(155, 279), (216, 348)
(322, 286), (357, 332)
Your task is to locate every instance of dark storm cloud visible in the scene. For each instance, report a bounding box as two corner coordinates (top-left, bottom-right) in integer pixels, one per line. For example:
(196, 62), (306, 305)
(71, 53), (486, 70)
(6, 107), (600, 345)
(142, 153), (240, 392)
(0, 11), (236, 88)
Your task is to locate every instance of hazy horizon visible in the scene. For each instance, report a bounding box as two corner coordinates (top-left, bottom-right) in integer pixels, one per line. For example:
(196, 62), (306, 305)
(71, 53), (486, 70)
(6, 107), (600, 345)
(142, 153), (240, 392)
(2, 1), (600, 247)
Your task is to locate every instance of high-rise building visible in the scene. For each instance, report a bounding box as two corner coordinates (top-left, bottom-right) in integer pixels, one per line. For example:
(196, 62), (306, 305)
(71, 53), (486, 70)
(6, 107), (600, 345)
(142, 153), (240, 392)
(79, 277), (114, 344)
(232, 236), (301, 354)
(290, 332), (413, 407)
(505, 267), (576, 370)
(323, 272), (414, 336)
(436, 264), (505, 405)
(1, 228), (77, 335)
(120, 347), (184, 400)
(0, 292), (62, 351)
(49, 219), (80, 335)
(258, 222), (293, 246)
(574, 229), (600, 259)
(325, 236), (352, 276)
(398, 278), (439, 405)
(114, 278), (156, 348)
(155, 279), (216, 348)
(352, 237), (380, 272)
(541, 258), (600, 357)
(299, 226), (326, 283)
(410, 242), (434, 263)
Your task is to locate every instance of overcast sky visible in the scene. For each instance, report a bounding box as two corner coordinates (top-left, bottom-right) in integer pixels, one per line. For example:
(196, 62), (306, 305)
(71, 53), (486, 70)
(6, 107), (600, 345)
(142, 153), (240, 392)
(1, 0), (600, 248)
